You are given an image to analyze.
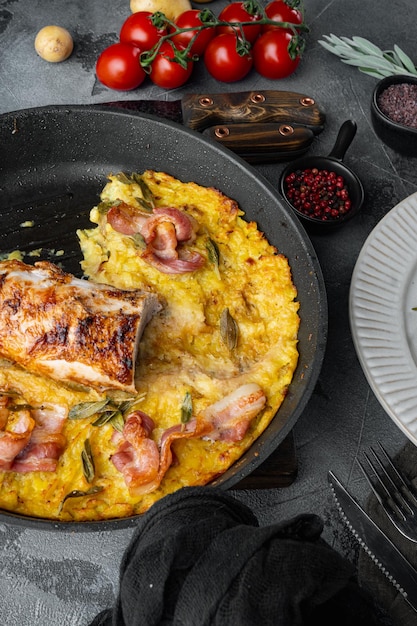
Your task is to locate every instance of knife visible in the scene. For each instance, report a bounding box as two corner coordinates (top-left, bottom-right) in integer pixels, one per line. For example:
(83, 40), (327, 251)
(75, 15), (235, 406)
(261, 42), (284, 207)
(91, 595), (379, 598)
(101, 90), (326, 163)
(328, 470), (417, 612)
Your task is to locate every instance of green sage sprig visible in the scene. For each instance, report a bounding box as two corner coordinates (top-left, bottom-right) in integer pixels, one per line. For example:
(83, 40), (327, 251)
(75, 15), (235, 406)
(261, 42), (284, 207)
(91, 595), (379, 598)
(69, 393), (146, 432)
(318, 34), (417, 79)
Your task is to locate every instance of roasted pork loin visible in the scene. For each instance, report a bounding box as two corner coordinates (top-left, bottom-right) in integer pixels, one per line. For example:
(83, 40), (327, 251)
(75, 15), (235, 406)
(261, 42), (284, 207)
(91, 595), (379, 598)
(0, 260), (161, 393)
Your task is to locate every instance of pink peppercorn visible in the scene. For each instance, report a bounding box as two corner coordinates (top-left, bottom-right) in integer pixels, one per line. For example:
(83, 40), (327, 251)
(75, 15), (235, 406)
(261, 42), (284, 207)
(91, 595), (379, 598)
(284, 167), (352, 221)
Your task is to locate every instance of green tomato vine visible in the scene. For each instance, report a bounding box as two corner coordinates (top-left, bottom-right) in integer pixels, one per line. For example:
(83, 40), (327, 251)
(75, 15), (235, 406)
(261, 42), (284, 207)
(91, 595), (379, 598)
(139, 0), (308, 71)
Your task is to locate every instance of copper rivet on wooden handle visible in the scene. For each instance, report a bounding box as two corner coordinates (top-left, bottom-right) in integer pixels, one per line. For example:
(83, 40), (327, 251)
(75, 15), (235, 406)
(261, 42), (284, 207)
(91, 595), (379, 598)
(250, 93), (266, 103)
(214, 127), (230, 138)
(279, 124), (294, 136)
(199, 96), (214, 107)
(300, 97), (315, 107)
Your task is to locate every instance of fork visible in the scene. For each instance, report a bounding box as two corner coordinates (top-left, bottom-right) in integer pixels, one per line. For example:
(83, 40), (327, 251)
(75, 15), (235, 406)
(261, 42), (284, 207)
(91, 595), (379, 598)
(358, 442), (417, 543)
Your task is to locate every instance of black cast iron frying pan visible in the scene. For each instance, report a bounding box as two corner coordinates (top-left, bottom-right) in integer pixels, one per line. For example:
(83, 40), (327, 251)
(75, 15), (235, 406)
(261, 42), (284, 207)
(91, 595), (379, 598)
(0, 105), (327, 530)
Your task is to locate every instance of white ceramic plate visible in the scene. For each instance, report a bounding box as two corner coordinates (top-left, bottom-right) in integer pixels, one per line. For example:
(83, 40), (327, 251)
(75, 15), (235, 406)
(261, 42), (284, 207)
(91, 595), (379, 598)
(350, 191), (417, 443)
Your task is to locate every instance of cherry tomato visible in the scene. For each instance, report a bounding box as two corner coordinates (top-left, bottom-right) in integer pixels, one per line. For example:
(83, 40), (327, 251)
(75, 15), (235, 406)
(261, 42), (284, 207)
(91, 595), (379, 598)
(253, 30), (300, 79)
(263, 0), (303, 32)
(149, 41), (193, 89)
(170, 10), (216, 56)
(217, 2), (262, 44)
(96, 43), (146, 91)
(120, 11), (167, 51)
(204, 33), (253, 83)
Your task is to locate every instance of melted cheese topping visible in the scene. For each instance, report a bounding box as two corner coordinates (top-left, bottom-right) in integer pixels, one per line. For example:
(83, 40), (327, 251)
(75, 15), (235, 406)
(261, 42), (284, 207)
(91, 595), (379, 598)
(0, 171), (299, 522)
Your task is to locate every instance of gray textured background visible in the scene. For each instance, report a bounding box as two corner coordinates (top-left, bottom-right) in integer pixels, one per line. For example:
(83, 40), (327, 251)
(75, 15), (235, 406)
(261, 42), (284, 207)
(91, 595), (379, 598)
(0, 0), (416, 624)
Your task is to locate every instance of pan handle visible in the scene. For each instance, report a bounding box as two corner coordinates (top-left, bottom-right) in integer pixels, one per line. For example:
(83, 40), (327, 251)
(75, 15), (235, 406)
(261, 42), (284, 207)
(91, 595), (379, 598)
(327, 120), (357, 161)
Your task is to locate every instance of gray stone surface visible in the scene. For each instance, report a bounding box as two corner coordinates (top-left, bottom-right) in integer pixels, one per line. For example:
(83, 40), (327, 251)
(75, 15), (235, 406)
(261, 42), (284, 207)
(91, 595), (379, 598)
(0, 0), (416, 623)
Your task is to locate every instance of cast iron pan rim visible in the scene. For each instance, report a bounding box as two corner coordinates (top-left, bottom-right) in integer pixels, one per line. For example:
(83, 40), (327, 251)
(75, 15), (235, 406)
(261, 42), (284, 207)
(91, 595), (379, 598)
(0, 105), (328, 531)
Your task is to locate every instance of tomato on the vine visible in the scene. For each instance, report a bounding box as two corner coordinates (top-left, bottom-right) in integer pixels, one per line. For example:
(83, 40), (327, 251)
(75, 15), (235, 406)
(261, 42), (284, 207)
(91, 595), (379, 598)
(96, 43), (146, 91)
(253, 29), (300, 79)
(216, 2), (262, 44)
(262, 0), (303, 32)
(204, 33), (253, 83)
(120, 11), (167, 51)
(171, 10), (216, 56)
(149, 41), (193, 89)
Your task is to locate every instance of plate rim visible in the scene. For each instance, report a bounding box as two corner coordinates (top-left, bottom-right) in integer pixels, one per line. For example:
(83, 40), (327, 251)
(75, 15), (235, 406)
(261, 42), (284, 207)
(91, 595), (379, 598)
(350, 190), (417, 443)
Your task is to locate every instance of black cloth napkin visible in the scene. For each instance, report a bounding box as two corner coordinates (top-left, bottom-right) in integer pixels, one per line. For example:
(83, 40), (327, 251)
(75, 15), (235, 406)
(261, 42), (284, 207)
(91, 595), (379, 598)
(90, 486), (386, 626)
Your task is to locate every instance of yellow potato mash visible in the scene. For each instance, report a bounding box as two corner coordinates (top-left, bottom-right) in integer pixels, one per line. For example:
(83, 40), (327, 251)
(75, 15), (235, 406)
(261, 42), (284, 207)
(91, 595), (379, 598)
(0, 171), (299, 522)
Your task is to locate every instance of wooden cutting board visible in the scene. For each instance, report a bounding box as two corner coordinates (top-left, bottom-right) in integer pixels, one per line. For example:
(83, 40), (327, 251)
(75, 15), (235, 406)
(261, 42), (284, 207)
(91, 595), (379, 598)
(234, 431), (298, 489)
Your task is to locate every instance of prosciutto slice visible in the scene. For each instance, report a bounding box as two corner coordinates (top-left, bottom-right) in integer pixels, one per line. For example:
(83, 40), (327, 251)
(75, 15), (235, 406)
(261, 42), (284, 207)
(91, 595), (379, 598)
(0, 260), (162, 393)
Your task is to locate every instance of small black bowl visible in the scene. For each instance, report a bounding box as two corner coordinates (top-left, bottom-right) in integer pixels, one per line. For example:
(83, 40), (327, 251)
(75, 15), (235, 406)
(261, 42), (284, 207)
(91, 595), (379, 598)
(280, 120), (365, 233)
(371, 74), (417, 156)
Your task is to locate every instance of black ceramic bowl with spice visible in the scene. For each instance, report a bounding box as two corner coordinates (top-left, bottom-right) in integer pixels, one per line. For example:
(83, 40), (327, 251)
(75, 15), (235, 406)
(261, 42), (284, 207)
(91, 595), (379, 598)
(371, 74), (417, 156)
(279, 120), (365, 233)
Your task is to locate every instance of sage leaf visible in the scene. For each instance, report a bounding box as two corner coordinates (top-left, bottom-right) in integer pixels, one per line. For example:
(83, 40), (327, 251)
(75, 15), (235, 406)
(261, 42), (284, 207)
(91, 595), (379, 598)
(137, 177), (155, 208)
(81, 438), (95, 483)
(181, 391), (193, 424)
(68, 399), (110, 420)
(351, 36), (383, 56)
(119, 393), (146, 415)
(92, 409), (118, 426)
(114, 172), (132, 185)
(206, 238), (220, 278)
(137, 198), (154, 213)
(393, 45), (417, 73)
(58, 486), (104, 514)
(131, 233), (146, 248)
(109, 411), (125, 433)
(220, 308), (239, 351)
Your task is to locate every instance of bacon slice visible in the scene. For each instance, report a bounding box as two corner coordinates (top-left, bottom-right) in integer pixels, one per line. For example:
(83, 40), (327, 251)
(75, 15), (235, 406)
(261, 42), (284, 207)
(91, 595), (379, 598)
(141, 248), (206, 274)
(0, 400), (35, 470)
(111, 384), (266, 495)
(0, 260), (161, 393)
(200, 383), (267, 442)
(111, 412), (197, 496)
(107, 204), (205, 274)
(0, 395), (9, 429)
(111, 412), (160, 495)
(12, 405), (67, 473)
(141, 207), (198, 246)
(158, 419), (199, 476)
(107, 202), (149, 235)
(0, 397), (68, 473)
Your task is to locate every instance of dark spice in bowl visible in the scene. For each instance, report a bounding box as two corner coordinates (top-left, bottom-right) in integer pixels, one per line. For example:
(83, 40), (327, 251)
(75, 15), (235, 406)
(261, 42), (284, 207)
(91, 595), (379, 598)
(371, 75), (417, 155)
(377, 83), (417, 129)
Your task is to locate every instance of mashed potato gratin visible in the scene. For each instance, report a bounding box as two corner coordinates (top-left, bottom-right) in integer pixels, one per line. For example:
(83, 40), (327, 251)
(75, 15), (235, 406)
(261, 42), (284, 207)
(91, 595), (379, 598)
(0, 171), (299, 522)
